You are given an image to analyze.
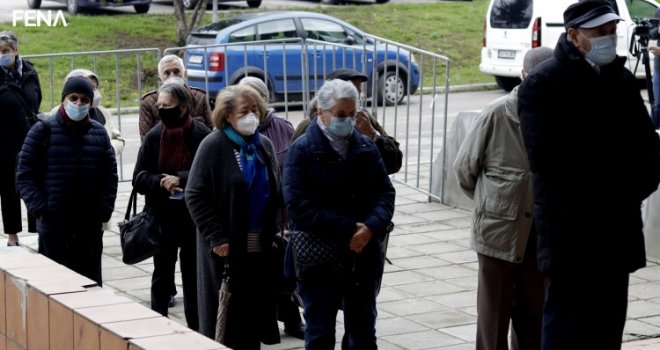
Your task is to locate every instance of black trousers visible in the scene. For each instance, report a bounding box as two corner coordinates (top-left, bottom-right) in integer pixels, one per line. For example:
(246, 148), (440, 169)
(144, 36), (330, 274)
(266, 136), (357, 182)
(150, 212), (198, 331)
(38, 224), (104, 286)
(541, 270), (629, 350)
(0, 155), (22, 234)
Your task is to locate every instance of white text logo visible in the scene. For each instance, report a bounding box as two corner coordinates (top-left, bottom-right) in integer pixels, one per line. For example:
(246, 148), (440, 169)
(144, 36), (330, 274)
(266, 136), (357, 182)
(12, 10), (68, 27)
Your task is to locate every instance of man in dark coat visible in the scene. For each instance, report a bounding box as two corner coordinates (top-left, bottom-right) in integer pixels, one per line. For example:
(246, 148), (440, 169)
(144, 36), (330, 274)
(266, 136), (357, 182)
(517, 1), (660, 349)
(16, 77), (118, 286)
(0, 31), (41, 246)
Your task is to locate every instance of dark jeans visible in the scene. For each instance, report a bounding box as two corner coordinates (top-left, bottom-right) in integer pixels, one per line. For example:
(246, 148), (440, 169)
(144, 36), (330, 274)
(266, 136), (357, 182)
(150, 218), (198, 331)
(542, 271), (629, 350)
(298, 276), (379, 350)
(476, 253), (545, 350)
(0, 156), (22, 234)
(38, 225), (104, 285)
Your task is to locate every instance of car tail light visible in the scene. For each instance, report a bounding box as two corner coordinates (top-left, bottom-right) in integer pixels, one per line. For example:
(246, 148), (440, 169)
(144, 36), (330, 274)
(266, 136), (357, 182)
(483, 20), (487, 47)
(532, 17), (541, 48)
(209, 52), (225, 72)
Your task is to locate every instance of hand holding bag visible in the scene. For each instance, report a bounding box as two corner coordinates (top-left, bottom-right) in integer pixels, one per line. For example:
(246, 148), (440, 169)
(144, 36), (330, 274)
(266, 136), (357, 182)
(118, 188), (160, 265)
(290, 230), (341, 280)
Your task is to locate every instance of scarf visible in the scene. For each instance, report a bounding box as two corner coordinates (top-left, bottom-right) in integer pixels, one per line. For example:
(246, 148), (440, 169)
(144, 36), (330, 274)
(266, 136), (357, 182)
(0, 55), (22, 83)
(158, 116), (193, 175)
(223, 125), (270, 232)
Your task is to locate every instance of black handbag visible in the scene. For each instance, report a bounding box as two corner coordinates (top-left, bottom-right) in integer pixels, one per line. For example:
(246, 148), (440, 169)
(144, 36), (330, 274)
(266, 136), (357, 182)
(289, 230), (341, 280)
(118, 188), (161, 265)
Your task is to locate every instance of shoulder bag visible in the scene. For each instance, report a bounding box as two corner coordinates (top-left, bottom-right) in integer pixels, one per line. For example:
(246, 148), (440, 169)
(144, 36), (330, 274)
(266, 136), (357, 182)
(118, 188), (160, 265)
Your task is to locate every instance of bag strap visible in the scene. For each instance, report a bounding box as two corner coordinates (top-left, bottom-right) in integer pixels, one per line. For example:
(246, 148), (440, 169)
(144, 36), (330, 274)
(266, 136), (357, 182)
(124, 188), (138, 220)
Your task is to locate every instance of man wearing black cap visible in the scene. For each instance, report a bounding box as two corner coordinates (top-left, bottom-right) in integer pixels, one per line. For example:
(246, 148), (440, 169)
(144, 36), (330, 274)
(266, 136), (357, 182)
(16, 76), (118, 286)
(517, 1), (660, 348)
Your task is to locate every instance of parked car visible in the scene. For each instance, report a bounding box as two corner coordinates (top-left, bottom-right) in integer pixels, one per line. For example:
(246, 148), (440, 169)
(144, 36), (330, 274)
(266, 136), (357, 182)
(183, 11), (420, 105)
(27, 0), (152, 14)
(182, 0), (261, 9)
(480, 0), (658, 91)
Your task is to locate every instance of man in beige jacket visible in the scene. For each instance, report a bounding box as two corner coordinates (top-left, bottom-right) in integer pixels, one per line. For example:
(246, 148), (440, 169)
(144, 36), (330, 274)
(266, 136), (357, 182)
(454, 47), (552, 350)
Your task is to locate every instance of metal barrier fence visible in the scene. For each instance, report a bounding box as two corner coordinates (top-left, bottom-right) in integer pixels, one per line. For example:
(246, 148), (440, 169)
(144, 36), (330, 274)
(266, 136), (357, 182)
(23, 38), (450, 202)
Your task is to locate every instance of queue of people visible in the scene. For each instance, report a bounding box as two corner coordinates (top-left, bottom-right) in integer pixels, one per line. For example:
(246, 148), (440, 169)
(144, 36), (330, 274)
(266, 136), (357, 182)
(6, 1), (660, 347)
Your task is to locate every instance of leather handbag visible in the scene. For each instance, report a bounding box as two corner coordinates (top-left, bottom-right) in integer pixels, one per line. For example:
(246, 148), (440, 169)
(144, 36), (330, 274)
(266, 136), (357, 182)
(118, 188), (160, 265)
(289, 230), (341, 280)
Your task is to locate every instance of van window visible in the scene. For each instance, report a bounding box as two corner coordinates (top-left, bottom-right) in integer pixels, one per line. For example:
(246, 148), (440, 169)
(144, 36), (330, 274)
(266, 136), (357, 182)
(490, 0), (533, 29)
(627, 0), (657, 19)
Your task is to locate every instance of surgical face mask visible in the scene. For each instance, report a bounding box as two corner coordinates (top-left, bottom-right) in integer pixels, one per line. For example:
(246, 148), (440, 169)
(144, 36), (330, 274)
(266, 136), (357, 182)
(92, 89), (102, 108)
(164, 76), (185, 86)
(0, 53), (13, 67)
(328, 116), (356, 138)
(582, 33), (617, 66)
(64, 100), (90, 121)
(236, 112), (259, 136)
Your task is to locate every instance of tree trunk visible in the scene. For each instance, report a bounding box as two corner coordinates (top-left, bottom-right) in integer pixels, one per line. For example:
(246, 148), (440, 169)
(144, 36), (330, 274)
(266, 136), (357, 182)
(173, 0), (210, 47)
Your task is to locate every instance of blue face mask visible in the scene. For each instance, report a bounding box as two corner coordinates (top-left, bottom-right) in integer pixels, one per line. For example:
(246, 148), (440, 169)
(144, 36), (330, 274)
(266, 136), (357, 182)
(328, 116), (355, 138)
(64, 100), (90, 121)
(0, 54), (13, 67)
(583, 33), (617, 66)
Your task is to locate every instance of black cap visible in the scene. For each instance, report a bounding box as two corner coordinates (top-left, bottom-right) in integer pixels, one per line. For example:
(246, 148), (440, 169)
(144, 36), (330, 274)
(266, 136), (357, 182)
(564, 0), (622, 29)
(61, 76), (94, 102)
(327, 68), (368, 82)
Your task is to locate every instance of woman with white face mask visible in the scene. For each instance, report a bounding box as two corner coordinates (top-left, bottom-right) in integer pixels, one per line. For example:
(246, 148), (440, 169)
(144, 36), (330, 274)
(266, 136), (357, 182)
(132, 82), (211, 332)
(186, 84), (282, 348)
(0, 31), (42, 246)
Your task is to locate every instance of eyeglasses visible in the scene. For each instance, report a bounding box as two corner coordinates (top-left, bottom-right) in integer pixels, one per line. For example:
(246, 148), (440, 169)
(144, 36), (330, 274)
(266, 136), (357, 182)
(0, 34), (17, 43)
(68, 94), (91, 105)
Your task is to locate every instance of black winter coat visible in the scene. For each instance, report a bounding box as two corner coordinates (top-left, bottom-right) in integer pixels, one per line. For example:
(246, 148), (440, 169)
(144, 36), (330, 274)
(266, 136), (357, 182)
(518, 33), (660, 275)
(0, 59), (42, 158)
(16, 111), (118, 234)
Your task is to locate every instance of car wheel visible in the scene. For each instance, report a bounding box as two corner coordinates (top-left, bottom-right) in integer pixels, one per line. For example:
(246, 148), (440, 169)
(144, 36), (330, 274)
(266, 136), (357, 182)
(494, 76), (520, 92)
(134, 4), (150, 13)
(378, 71), (405, 106)
(67, 0), (79, 14)
(247, 0), (261, 8)
(183, 0), (198, 9)
(27, 0), (41, 9)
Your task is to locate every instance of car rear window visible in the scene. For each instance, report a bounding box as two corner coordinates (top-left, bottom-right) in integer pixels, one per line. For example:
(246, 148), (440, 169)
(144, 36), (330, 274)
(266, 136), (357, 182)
(187, 18), (246, 45)
(490, 0), (533, 29)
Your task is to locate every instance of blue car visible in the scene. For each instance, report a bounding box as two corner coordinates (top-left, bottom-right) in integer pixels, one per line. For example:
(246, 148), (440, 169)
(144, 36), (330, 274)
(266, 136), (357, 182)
(184, 11), (420, 105)
(27, 0), (152, 14)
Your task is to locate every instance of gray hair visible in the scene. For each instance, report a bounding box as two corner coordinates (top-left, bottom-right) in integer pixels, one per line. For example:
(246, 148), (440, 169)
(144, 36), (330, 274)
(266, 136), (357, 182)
(238, 76), (269, 103)
(64, 68), (100, 87)
(523, 47), (553, 73)
(158, 82), (193, 116)
(0, 31), (18, 51)
(158, 54), (185, 75)
(316, 79), (358, 112)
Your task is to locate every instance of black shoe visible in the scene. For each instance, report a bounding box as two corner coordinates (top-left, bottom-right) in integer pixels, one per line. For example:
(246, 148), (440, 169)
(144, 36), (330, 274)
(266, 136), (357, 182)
(284, 322), (306, 340)
(168, 295), (176, 308)
(7, 241), (19, 247)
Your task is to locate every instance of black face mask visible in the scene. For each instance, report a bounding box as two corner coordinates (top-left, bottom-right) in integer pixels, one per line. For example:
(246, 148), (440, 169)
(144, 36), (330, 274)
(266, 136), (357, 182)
(158, 106), (183, 128)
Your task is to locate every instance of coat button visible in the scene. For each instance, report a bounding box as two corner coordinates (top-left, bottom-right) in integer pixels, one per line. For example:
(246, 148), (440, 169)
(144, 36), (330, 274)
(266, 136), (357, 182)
(524, 212), (531, 218)
(515, 256), (522, 262)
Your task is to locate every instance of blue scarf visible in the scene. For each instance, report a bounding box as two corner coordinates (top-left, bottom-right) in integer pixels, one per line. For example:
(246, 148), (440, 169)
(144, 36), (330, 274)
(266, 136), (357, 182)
(223, 126), (270, 232)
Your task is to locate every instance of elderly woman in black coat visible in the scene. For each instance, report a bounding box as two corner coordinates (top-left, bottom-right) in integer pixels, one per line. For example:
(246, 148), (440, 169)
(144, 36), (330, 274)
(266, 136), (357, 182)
(186, 84), (281, 349)
(133, 82), (210, 331)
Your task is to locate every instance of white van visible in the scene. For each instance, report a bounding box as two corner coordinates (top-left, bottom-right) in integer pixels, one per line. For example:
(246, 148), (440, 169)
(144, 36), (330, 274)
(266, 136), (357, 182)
(480, 0), (659, 91)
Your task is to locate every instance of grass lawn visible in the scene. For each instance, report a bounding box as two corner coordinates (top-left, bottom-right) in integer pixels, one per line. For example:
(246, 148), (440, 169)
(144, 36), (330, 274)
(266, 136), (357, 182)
(3, 0), (491, 110)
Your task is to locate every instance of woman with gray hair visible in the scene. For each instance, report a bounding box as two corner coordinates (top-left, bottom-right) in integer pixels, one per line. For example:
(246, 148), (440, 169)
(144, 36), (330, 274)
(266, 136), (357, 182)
(0, 31), (42, 246)
(283, 79), (395, 349)
(186, 84), (281, 348)
(133, 82), (211, 331)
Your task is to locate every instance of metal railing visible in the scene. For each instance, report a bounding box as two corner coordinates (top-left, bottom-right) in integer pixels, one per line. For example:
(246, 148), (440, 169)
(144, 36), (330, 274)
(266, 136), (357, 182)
(24, 38), (452, 202)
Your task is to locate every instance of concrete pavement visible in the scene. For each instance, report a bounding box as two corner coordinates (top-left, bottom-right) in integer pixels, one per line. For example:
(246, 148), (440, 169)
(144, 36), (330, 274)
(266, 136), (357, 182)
(4, 178), (660, 349)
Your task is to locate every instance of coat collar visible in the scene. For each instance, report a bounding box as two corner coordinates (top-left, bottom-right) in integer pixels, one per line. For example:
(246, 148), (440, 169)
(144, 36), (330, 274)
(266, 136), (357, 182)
(505, 86), (520, 124)
(307, 118), (371, 156)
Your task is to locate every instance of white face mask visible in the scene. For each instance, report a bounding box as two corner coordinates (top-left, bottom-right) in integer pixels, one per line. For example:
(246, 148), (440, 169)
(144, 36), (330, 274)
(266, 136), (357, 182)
(236, 112), (259, 136)
(92, 89), (102, 108)
(64, 100), (90, 121)
(164, 76), (185, 86)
